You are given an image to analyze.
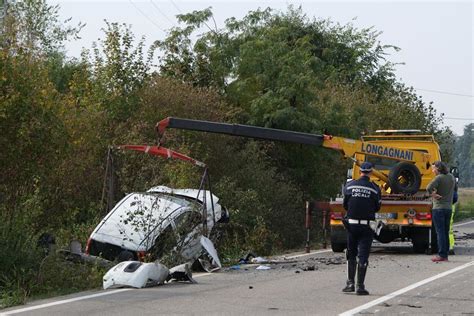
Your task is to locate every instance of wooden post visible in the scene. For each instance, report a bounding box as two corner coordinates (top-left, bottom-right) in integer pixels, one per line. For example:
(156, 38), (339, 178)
(305, 201), (312, 253)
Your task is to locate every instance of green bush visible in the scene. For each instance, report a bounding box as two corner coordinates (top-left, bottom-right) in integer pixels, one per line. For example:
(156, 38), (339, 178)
(0, 208), (104, 308)
(32, 254), (105, 298)
(0, 205), (43, 307)
(454, 200), (474, 222)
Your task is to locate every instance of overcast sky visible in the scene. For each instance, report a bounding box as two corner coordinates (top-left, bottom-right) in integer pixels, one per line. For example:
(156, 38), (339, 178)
(52, 0), (473, 136)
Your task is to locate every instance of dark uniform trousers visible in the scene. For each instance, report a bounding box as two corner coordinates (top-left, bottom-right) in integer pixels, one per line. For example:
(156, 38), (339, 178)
(346, 224), (373, 266)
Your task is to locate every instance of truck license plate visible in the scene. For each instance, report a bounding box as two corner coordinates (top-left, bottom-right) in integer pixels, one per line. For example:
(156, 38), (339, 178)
(376, 213), (397, 219)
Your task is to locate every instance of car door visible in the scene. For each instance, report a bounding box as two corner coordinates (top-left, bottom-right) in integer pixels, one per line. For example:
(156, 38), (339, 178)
(171, 210), (204, 261)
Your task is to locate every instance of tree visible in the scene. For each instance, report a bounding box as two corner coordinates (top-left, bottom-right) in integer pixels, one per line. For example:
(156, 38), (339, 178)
(0, 0), (87, 303)
(1, 0), (83, 56)
(0, 0), (83, 222)
(76, 21), (156, 123)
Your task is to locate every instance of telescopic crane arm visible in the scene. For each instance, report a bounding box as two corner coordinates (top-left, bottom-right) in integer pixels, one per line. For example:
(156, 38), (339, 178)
(156, 117), (325, 146)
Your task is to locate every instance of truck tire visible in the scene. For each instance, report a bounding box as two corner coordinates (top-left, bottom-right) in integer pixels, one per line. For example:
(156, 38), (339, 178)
(375, 228), (398, 244)
(388, 162), (421, 194)
(422, 227), (439, 254)
(430, 227), (438, 253)
(412, 228), (429, 254)
(331, 242), (346, 252)
(330, 226), (347, 252)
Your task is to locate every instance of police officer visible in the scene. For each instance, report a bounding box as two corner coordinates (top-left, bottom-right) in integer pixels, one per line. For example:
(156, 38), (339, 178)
(342, 162), (381, 295)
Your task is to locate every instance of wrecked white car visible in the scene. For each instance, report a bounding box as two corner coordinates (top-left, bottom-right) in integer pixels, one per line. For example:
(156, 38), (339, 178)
(85, 186), (229, 264)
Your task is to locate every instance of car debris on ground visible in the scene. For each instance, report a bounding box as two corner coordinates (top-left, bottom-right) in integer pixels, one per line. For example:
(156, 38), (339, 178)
(225, 252), (345, 273)
(103, 261), (196, 289)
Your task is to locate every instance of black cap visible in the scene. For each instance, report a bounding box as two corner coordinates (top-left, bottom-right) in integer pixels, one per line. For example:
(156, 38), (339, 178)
(360, 162), (373, 173)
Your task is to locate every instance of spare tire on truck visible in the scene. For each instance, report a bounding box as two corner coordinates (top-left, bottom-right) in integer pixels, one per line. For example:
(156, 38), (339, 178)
(388, 162), (421, 194)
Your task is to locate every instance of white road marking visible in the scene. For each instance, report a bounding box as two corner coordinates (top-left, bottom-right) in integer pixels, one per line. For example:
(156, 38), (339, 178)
(192, 272), (213, 278)
(285, 249), (332, 259)
(0, 271), (214, 316)
(453, 220), (474, 227)
(0, 249), (333, 315)
(0, 289), (131, 315)
(339, 260), (474, 316)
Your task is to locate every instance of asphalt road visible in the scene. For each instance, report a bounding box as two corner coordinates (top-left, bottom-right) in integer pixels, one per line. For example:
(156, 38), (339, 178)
(2, 219), (473, 316)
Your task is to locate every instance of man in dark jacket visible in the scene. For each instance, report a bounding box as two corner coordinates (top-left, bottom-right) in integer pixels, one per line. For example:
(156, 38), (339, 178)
(342, 162), (381, 295)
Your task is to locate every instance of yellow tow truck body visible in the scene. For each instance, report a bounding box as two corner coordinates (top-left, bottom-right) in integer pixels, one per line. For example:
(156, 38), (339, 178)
(329, 131), (441, 253)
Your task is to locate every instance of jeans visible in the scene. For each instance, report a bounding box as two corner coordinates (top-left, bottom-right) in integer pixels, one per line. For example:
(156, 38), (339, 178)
(432, 208), (452, 258)
(346, 224), (374, 265)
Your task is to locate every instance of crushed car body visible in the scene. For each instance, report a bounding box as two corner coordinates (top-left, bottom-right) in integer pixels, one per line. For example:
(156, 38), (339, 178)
(85, 186), (229, 264)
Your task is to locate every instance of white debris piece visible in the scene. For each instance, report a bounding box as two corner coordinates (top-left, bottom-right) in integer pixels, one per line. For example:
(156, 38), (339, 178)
(200, 236), (222, 268)
(103, 261), (169, 289)
(251, 257), (267, 264)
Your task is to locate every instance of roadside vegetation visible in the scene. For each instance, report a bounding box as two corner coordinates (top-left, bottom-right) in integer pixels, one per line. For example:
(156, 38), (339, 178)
(1, 0), (472, 308)
(455, 188), (474, 222)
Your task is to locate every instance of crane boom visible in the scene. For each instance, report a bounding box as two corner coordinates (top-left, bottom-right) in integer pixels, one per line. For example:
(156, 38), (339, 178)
(156, 117), (428, 163)
(156, 117), (324, 146)
(156, 117), (433, 192)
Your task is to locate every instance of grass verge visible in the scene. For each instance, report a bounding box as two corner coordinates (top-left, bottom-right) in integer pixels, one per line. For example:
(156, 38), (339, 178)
(454, 188), (474, 222)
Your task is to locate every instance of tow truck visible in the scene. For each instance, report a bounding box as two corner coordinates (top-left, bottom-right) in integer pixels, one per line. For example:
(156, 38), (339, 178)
(154, 117), (442, 253)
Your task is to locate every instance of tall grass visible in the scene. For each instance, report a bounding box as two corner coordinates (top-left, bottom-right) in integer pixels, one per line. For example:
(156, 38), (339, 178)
(0, 217), (105, 309)
(454, 188), (474, 222)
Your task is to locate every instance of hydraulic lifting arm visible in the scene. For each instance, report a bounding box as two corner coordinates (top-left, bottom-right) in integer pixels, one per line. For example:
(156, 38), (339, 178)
(119, 144), (206, 168)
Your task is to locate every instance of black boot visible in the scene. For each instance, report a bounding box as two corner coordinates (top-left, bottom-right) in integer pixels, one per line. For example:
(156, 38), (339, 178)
(356, 263), (369, 295)
(342, 259), (356, 292)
